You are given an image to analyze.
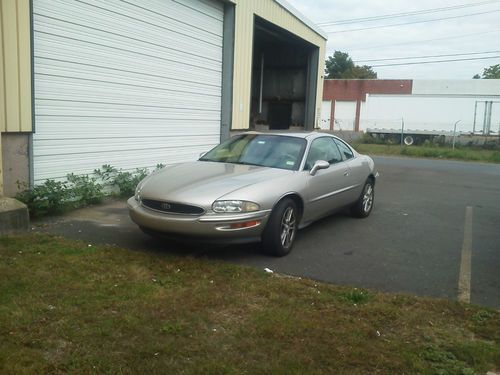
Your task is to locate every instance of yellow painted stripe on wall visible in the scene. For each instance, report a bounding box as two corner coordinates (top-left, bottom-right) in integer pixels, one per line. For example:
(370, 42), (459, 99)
(231, 0), (326, 130)
(0, 0), (32, 133)
(0, 2), (5, 132)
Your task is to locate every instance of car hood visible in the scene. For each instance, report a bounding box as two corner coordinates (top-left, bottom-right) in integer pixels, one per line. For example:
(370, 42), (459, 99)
(139, 161), (293, 207)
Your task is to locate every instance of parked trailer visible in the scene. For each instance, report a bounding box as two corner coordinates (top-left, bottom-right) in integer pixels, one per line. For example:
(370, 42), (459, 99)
(366, 128), (455, 145)
(367, 127), (500, 147)
(360, 95), (500, 145)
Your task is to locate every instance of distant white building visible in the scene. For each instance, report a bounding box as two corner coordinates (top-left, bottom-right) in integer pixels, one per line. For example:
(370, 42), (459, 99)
(322, 79), (500, 135)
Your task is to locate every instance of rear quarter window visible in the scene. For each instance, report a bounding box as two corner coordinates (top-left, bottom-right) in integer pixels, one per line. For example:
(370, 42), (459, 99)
(334, 139), (354, 160)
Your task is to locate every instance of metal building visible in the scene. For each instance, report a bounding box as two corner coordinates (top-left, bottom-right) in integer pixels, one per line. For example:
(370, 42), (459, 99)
(0, 0), (326, 196)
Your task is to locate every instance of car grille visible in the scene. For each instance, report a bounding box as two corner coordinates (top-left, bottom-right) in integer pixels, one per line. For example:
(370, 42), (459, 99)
(141, 199), (205, 215)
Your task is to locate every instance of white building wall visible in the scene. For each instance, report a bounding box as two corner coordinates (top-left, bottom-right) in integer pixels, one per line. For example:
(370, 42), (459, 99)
(320, 100), (331, 130)
(334, 101), (357, 131)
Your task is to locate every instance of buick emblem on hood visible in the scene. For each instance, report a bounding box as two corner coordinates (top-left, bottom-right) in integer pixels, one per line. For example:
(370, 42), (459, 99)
(160, 202), (171, 210)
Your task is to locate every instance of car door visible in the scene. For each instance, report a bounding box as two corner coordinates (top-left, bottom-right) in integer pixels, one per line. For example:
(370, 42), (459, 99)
(303, 137), (352, 222)
(333, 138), (366, 202)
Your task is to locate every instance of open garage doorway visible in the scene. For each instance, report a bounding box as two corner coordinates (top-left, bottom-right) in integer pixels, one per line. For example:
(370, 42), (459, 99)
(250, 16), (319, 131)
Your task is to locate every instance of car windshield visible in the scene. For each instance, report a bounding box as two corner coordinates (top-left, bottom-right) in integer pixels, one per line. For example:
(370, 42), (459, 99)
(200, 134), (307, 171)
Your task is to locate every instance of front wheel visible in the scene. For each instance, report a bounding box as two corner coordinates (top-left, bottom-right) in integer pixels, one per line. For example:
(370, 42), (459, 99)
(351, 179), (375, 218)
(262, 198), (298, 257)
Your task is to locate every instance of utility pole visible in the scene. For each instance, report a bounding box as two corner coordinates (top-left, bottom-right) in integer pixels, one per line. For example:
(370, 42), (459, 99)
(472, 101), (478, 134)
(400, 118), (405, 148)
(497, 121), (500, 145)
(452, 120), (461, 150)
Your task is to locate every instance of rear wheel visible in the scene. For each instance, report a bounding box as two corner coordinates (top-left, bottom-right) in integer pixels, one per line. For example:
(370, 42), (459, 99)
(351, 179), (375, 218)
(262, 198), (298, 257)
(404, 135), (414, 146)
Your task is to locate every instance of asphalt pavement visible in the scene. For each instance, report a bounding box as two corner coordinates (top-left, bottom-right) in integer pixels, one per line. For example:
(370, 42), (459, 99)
(34, 156), (500, 308)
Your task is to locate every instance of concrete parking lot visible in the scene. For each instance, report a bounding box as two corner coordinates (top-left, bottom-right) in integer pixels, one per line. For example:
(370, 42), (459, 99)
(34, 156), (500, 308)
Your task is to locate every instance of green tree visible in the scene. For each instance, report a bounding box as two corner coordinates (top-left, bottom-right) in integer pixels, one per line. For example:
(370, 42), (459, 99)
(325, 51), (377, 79)
(481, 64), (500, 79)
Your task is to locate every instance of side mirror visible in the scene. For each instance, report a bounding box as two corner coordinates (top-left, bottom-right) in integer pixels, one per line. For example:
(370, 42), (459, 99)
(199, 151), (207, 158)
(309, 160), (330, 176)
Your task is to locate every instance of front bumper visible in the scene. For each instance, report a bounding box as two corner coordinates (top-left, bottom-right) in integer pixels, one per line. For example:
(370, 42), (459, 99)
(127, 197), (271, 243)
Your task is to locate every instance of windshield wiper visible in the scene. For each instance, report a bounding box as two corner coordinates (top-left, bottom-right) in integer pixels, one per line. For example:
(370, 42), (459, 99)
(235, 161), (262, 167)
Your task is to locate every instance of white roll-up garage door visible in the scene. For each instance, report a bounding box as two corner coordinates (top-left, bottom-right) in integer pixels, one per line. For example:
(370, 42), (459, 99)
(32, 0), (223, 183)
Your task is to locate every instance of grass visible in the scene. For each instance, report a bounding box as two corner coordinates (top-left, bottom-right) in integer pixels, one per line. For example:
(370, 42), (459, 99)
(1, 234), (499, 374)
(353, 143), (500, 164)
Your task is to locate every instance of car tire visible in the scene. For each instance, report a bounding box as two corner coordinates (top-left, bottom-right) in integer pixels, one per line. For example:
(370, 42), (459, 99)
(262, 198), (299, 257)
(350, 179), (375, 218)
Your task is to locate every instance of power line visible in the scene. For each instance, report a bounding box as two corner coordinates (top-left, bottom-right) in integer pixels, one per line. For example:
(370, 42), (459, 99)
(356, 51), (500, 63)
(316, 0), (500, 26)
(371, 55), (500, 67)
(326, 9), (500, 34)
(347, 29), (500, 52)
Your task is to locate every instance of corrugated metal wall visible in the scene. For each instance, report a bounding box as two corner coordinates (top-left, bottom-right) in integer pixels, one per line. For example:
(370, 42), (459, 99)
(0, 0), (32, 133)
(231, 0), (326, 130)
(32, 0), (224, 183)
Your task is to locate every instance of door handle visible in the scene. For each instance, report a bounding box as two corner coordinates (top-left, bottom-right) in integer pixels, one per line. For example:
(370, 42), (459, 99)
(343, 171), (349, 177)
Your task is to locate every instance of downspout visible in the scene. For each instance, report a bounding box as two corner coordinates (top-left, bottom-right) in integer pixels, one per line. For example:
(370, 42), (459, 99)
(259, 53), (264, 114)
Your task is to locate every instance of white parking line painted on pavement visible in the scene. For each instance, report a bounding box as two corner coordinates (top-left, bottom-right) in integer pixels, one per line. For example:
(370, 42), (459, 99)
(458, 206), (473, 303)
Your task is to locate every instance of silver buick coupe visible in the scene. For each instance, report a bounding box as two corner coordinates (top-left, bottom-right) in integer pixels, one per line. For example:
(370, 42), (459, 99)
(128, 132), (377, 256)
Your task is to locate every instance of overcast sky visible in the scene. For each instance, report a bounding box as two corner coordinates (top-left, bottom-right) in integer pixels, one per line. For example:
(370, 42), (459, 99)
(286, 0), (500, 79)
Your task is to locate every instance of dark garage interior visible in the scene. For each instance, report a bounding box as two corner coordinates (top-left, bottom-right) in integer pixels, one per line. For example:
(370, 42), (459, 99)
(250, 16), (319, 131)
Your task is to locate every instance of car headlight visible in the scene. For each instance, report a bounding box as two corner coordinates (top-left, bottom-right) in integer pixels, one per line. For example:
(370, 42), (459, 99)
(134, 182), (145, 201)
(212, 200), (260, 213)
(134, 186), (141, 201)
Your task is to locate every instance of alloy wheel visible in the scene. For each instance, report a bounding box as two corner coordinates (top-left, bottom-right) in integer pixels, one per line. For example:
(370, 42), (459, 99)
(363, 184), (374, 213)
(280, 206), (296, 248)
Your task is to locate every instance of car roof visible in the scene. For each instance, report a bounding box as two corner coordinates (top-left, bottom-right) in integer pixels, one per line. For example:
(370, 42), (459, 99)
(241, 131), (336, 140)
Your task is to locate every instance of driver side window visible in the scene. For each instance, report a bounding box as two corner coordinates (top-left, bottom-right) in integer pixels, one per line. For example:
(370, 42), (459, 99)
(305, 137), (343, 170)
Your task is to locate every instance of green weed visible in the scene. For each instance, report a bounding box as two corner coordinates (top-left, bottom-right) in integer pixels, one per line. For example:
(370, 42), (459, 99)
(17, 164), (165, 218)
(339, 288), (372, 305)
